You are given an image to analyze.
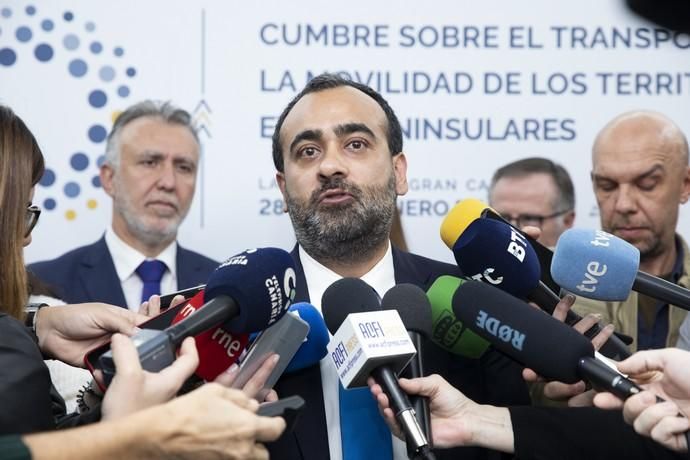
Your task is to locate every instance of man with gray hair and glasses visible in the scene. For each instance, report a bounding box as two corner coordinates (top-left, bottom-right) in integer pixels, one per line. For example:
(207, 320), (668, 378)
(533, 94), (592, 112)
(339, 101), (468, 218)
(488, 157), (576, 248)
(31, 100), (217, 311)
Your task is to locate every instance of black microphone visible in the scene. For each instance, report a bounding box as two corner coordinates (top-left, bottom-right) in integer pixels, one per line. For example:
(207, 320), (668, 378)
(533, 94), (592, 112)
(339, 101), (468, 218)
(322, 278), (436, 460)
(452, 280), (615, 383)
(99, 248), (297, 385)
(381, 284), (434, 457)
(451, 280), (690, 447)
(449, 216), (632, 360)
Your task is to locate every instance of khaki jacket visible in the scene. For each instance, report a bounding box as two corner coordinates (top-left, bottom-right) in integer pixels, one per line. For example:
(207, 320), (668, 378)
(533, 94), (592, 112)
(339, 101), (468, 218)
(572, 236), (690, 351)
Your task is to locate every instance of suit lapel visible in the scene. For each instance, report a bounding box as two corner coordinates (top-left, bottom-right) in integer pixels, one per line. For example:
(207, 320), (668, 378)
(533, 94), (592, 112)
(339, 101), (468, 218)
(286, 246), (330, 460)
(392, 246), (432, 287)
(77, 237), (127, 308)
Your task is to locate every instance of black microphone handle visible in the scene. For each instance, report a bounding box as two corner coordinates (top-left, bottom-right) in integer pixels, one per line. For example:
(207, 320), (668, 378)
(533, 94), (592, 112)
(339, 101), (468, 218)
(371, 366), (432, 457)
(634, 271), (690, 312)
(403, 332), (432, 455)
(166, 295), (239, 344)
(578, 356), (690, 449)
(528, 282), (632, 360)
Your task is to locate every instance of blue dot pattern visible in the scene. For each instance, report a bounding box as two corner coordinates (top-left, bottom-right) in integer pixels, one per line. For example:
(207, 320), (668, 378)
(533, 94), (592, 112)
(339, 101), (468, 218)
(63, 34), (79, 50)
(34, 43), (53, 61)
(0, 48), (16, 66)
(64, 182), (80, 198)
(68, 58), (87, 77)
(43, 198), (56, 210)
(88, 125), (107, 143)
(88, 89), (107, 108)
(1, 5), (138, 217)
(40, 169), (57, 187)
(70, 152), (89, 171)
(16, 26), (32, 42)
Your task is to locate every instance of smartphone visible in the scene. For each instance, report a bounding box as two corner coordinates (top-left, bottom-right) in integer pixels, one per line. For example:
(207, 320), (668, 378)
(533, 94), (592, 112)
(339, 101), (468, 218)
(231, 312), (310, 400)
(158, 284), (205, 309)
(84, 301), (189, 388)
(257, 395), (305, 434)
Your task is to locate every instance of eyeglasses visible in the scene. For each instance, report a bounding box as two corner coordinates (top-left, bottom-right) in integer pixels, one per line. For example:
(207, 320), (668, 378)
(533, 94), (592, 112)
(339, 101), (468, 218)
(25, 204), (41, 237)
(499, 209), (572, 229)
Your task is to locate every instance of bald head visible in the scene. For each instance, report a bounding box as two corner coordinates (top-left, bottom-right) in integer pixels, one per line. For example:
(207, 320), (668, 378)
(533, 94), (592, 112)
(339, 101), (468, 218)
(593, 111), (689, 167)
(591, 110), (690, 269)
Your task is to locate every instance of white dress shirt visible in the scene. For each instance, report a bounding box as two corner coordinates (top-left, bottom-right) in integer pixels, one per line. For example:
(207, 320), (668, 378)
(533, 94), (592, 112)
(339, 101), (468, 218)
(104, 227), (177, 311)
(299, 243), (407, 460)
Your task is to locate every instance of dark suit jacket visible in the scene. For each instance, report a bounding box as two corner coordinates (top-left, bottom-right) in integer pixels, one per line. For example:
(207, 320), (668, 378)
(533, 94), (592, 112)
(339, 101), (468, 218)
(28, 236), (218, 308)
(268, 246), (530, 460)
(510, 405), (686, 460)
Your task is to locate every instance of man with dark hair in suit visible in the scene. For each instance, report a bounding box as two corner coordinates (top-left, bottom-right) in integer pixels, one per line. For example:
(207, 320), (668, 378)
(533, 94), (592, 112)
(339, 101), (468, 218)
(268, 73), (530, 460)
(30, 100), (217, 310)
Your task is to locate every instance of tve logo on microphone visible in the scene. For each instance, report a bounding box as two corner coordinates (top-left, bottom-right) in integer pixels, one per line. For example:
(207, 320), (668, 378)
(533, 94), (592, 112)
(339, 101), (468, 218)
(327, 310), (416, 388)
(475, 310), (525, 351)
(576, 230), (612, 293)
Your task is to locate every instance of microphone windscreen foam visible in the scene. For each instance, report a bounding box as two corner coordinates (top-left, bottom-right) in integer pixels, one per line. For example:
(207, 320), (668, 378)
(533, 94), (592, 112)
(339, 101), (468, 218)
(426, 276), (490, 358)
(204, 248), (297, 333)
(551, 229), (639, 301)
(440, 198), (489, 248)
(453, 218), (541, 299)
(285, 302), (329, 373)
(381, 284), (432, 337)
(452, 280), (593, 383)
(321, 278), (381, 334)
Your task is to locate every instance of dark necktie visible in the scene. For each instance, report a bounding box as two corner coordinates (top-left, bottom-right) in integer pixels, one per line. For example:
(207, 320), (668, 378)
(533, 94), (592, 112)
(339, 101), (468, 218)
(135, 259), (167, 303)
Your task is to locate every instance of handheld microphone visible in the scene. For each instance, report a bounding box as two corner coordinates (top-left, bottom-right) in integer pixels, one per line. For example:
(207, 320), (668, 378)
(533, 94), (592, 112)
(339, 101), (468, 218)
(451, 280), (690, 446)
(440, 197), (561, 292)
(446, 209), (631, 359)
(99, 248), (297, 384)
(322, 278), (435, 460)
(381, 284), (434, 454)
(284, 302), (329, 373)
(426, 276), (490, 359)
(171, 290), (249, 381)
(453, 280), (648, 394)
(552, 228), (690, 311)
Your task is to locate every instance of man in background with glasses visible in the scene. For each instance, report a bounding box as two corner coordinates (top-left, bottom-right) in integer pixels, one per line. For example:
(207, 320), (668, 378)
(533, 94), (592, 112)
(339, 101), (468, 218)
(488, 157), (575, 248)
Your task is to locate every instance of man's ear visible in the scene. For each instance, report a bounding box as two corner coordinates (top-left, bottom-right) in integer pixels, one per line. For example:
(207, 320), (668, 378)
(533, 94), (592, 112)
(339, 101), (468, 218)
(276, 172), (288, 213)
(100, 165), (116, 198)
(393, 153), (408, 196)
(680, 165), (690, 205)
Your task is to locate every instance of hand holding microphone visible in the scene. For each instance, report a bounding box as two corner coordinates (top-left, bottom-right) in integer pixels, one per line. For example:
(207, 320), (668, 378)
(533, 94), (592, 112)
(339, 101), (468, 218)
(440, 201), (632, 360)
(594, 348), (690, 452)
(98, 247), (297, 386)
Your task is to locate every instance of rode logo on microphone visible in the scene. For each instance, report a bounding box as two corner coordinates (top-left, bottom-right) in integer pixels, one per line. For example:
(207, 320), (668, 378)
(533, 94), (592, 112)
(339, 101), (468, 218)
(475, 310), (525, 351)
(507, 229), (527, 263)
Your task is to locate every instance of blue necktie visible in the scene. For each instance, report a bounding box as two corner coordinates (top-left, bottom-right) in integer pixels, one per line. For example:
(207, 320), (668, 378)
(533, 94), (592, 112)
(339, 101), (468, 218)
(339, 381), (393, 460)
(136, 259), (167, 303)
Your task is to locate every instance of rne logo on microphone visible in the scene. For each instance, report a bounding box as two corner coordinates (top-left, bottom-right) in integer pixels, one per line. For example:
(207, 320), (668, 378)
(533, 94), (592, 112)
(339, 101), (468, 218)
(475, 310), (525, 351)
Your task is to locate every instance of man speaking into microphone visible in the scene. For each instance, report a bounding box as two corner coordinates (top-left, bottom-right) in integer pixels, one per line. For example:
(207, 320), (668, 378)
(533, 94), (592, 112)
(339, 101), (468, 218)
(268, 73), (532, 460)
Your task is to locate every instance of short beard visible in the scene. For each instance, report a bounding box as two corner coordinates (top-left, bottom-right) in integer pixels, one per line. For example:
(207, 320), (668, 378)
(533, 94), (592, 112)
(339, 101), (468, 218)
(112, 176), (181, 249)
(286, 174), (397, 267)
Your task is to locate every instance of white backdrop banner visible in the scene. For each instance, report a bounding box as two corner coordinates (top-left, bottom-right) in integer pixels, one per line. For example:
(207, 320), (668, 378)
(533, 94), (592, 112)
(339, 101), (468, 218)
(1, 0), (688, 264)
